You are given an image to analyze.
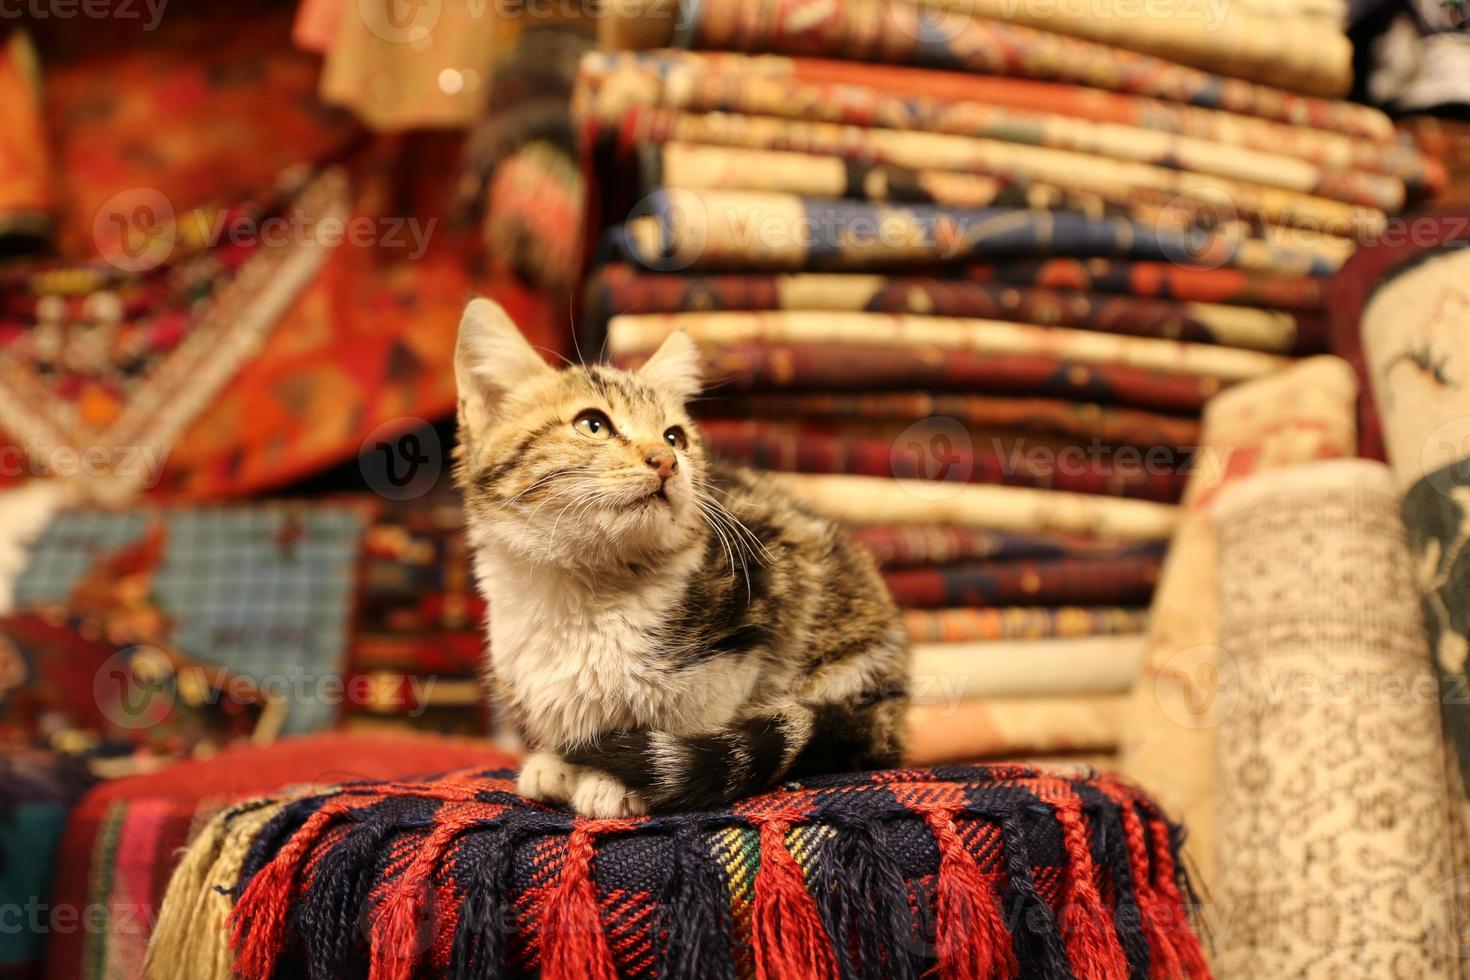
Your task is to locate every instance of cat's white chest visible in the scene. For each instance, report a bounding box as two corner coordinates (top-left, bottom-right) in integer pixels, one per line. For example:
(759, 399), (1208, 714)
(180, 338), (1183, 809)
(480, 553), (755, 749)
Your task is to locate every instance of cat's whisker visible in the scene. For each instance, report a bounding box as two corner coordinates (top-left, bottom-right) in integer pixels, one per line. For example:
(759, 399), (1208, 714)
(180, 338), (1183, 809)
(695, 496), (751, 599)
(698, 501), (741, 588)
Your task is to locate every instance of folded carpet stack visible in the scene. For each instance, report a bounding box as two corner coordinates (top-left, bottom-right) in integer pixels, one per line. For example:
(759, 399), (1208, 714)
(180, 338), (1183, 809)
(576, 0), (1431, 766)
(145, 761), (1208, 980)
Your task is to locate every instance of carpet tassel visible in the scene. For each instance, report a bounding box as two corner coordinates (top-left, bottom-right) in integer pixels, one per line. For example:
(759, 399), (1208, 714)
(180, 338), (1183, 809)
(231, 803), (346, 979)
(923, 808), (1018, 980)
(750, 818), (840, 980)
(1051, 802), (1129, 980)
(1145, 814), (1210, 979)
(539, 824), (620, 980)
(663, 827), (737, 980)
(369, 808), (488, 980)
(998, 815), (1070, 980)
(816, 820), (917, 980)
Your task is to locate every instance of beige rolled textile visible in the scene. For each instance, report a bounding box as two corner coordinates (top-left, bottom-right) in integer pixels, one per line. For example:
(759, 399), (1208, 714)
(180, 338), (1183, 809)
(911, 636), (1147, 698)
(1117, 355), (1358, 898)
(1212, 459), (1458, 978)
(608, 308), (1292, 383)
(768, 472), (1180, 541)
(906, 694), (1127, 764)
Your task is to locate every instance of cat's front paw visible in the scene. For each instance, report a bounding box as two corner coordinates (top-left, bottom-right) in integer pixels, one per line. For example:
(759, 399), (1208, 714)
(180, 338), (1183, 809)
(517, 750), (579, 805)
(570, 769), (648, 819)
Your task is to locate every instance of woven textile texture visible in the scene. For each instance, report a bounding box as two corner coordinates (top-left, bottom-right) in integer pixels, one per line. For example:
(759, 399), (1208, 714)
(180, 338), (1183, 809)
(0, 749), (92, 972)
(703, 394), (1202, 449)
(587, 266), (1319, 355)
(883, 556), (1160, 609)
(608, 185), (1348, 278)
(41, 735), (515, 980)
(910, 636), (1146, 698)
(902, 607), (1150, 644)
(1118, 355), (1359, 897)
(1353, 218), (1470, 915)
(849, 525), (1164, 568)
(15, 504), (366, 733)
(1212, 459), (1458, 977)
(906, 699), (1129, 764)
(608, 311), (1290, 386)
(0, 168), (347, 498)
(581, 52), (1409, 208)
(618, 341), (1229, 413)
(144, 763), (1209, 980)
(603, 0), (1368, 113)
(594, 51), (1434, 190)
(700, 420), (1190, 503)
(1355, 221), (1470, 786)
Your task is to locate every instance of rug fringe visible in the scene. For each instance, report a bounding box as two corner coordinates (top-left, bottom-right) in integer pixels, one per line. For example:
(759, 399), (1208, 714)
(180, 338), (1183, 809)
(750, 817), (840, 980)
(144, 801), (287, 980)
(538, 823), (628, 980)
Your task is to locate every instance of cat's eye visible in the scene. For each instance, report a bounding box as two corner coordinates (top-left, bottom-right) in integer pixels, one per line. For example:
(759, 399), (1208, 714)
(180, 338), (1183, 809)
(664, 426), (687, 450)
(573, 409), (614, 440)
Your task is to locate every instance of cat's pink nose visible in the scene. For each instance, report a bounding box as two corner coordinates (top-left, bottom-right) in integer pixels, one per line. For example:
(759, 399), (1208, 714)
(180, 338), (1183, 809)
(644, 450), (677, 481)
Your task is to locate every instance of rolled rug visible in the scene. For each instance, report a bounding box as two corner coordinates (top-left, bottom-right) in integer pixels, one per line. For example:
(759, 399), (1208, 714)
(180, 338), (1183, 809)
(618, 340), (1231, 412)
(636, 87), (1406, 209)
(850, 524), (1166, 568)
(884, 555), (1161, 608)
(1117, 354), (1359, 896)
(904, 606), (1149, 642)
(650, 141), (1270, 242)
(613, 124), (1373, 250)
(968, 257), (1328, 310)
(906, 694), (1128, 763)
(911, 635), (1147, 698)
(575, 49), (1433, 189)
(1212, 459), (1458, 977)
(1352, 219), (1470, 927)
(703, 392), (1203, 448)
(913, 0), (1351, 96)
(699, 418), (1190, 502)
(769, 472), (1180, 540)
(597, 0), (1375, 127)
(590, 264), (1312, 354)
(609, 309), (1293, 383)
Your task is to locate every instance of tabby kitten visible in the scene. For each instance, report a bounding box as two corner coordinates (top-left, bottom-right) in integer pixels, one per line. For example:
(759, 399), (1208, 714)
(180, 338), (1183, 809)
(454, 299), (910, 818)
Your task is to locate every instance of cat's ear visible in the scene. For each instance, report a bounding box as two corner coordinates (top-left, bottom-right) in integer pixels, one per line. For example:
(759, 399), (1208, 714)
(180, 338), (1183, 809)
(638, 330), (701, 403)
(455, 298), (552, 433)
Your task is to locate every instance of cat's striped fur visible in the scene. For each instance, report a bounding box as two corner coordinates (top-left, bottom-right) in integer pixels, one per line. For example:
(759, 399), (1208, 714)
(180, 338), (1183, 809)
(454, 298), (910, 818)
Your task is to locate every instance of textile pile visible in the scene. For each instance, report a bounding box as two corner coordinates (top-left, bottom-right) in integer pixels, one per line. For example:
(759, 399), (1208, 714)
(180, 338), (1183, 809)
(0, 748), (91, 976)
(575, 0), (1434, 767)
(145, 761), (1207, 980)
(37, 734), (513, 980)
(347, 490), (489, 736)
